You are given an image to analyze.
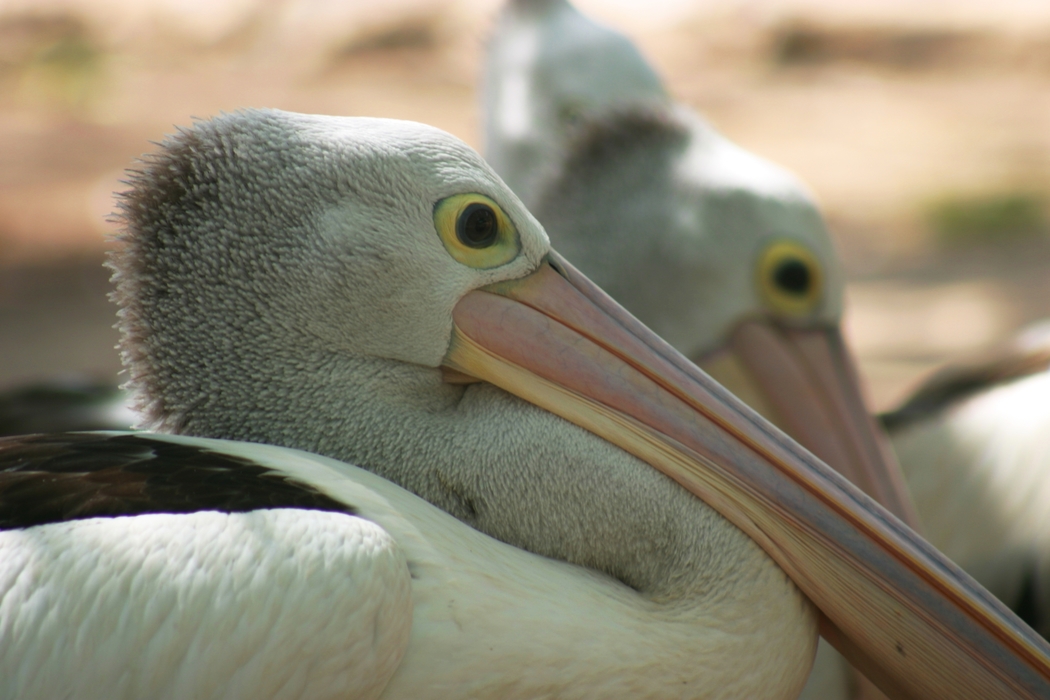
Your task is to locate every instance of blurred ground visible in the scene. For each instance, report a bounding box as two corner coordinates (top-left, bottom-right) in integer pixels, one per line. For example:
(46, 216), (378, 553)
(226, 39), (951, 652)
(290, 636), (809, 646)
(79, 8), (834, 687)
(1, 0), (1049, 410)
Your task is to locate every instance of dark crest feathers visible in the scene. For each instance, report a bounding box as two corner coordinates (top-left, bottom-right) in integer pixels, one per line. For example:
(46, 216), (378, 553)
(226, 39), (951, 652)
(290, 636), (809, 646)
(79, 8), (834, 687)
(552, 106), (690, 186)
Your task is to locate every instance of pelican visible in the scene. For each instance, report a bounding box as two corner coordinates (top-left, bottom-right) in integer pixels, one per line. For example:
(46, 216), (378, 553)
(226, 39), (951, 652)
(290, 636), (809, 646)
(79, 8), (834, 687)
(0, 378), (134, 437)
(882, 322), (1050, 636)
(0, 109), (1047, 699)
(483, 1), (918, 696)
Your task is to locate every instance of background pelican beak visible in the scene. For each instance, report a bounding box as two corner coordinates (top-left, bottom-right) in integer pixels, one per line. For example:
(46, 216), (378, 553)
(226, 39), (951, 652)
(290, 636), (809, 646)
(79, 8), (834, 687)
(697, 321), (921, 529)
(443, 251), (1050, 700)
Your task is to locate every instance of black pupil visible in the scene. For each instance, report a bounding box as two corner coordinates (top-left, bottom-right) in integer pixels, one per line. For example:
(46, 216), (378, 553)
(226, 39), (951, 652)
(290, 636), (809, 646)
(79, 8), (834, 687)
(773, 259), (810, 295)
(457, 204), (498, 248)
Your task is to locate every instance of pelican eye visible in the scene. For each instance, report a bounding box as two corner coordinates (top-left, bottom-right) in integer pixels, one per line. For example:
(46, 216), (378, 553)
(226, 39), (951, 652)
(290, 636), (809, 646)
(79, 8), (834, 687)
(434, 193), (520, 269)
(457, 203), (498, 248)
(774, 259), (810, 294)
(757, 240), (823, 317)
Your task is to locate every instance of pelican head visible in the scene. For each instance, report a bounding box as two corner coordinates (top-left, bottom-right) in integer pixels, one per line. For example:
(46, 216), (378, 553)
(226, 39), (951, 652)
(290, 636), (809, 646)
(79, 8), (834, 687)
(109, 109), (1050, 698)
(484, 0), (913, 525)
(114, 108), (799, 619)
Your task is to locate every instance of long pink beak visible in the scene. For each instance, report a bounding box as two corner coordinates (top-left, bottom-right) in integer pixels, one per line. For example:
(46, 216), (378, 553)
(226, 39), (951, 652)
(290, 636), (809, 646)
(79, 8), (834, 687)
(699, 321), (920, 528)
(442, 252), (1050, 700)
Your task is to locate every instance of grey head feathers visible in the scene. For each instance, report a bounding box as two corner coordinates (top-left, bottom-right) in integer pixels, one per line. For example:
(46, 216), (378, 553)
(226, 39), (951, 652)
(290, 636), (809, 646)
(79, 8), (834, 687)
(107, 108), (782, 605)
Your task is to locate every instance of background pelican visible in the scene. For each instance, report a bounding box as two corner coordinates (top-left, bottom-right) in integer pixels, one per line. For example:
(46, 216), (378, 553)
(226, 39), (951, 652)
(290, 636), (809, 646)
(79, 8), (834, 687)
(1, 109), (1047, 698)
(0, 378), (134, 436)
(882, 322), (1050, 637)
(482, 0), (1050, 651)
(483, 1), (915, 696)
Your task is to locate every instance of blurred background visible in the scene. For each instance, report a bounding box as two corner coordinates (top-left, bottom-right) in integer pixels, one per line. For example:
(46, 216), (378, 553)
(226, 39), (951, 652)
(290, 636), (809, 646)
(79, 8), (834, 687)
(1, 0), (1049, 410)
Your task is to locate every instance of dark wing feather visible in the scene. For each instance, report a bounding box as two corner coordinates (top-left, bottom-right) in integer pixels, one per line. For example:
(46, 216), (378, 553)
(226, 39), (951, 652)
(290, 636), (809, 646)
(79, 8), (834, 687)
(0, 433), (356, 530)
(880, 331), (1050, 431)
(0, 380), (130, 437)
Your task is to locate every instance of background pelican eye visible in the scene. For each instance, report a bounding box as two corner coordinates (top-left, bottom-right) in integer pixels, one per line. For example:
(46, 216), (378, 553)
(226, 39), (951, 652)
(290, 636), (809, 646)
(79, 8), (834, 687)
(757, 240), (824, 316)
(434, 193), (520, 269)
(773, 258), (810, 294)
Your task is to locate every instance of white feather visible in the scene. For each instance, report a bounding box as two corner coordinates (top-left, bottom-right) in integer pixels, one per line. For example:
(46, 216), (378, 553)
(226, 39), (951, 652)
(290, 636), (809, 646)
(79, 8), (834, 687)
(0, 433), (816, 699)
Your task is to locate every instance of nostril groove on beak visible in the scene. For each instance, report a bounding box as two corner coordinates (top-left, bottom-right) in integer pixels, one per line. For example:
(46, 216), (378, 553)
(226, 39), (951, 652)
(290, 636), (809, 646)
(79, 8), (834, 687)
(547, 256), (567, 278)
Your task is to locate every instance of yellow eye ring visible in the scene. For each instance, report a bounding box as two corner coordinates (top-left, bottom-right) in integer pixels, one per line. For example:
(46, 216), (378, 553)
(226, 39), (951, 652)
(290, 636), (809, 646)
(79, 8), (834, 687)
(434, 193), (520, 269)
(757, 240), (824, 317)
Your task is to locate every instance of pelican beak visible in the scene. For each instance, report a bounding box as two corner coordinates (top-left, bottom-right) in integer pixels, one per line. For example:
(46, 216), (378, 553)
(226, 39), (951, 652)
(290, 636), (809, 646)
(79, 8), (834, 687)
(442, 252), (1050, 700)
(696, 321), (920, 528)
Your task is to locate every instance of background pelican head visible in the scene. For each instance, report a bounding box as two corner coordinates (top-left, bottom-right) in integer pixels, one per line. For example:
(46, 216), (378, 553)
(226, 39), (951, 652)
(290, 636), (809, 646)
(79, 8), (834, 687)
(483, 0), (911, 524)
